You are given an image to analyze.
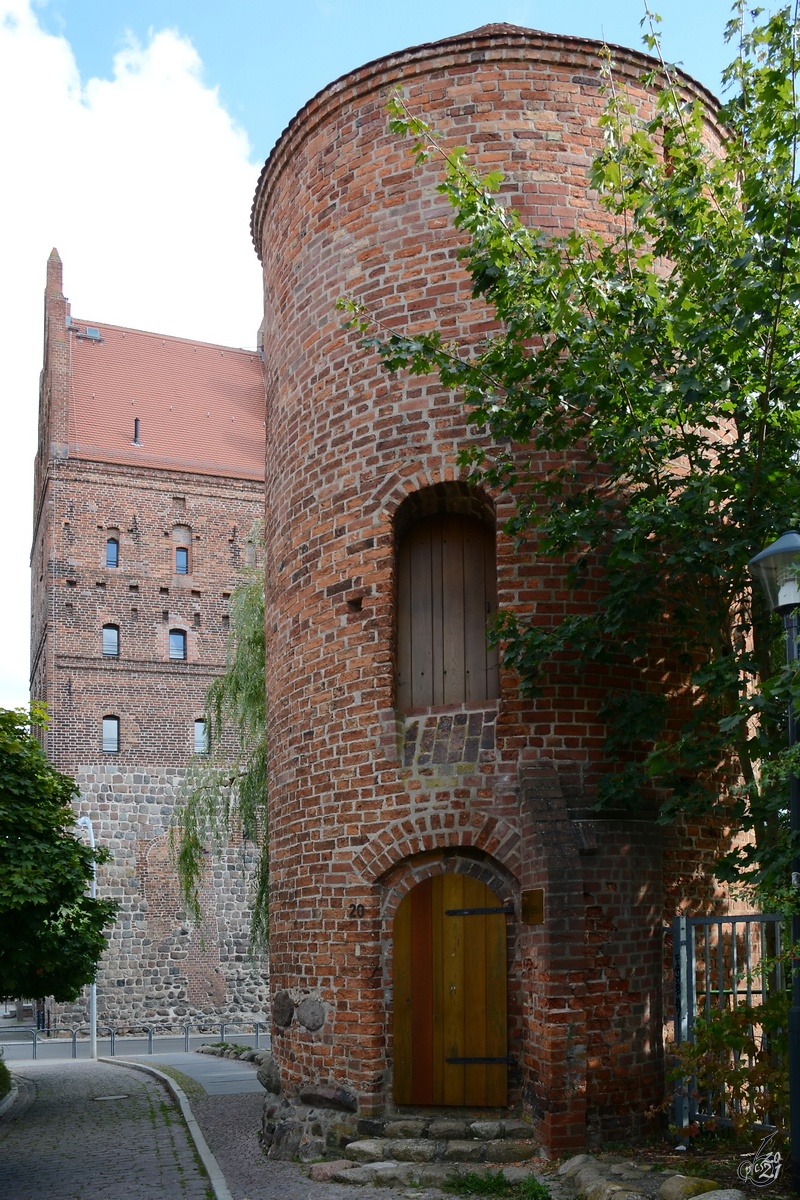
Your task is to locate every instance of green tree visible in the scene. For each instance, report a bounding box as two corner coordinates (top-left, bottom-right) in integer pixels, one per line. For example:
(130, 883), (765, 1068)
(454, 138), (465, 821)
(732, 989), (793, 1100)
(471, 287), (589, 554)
(0, 706), (116, 1001)
(172, 541), (268, 945)
(340, 4), (800, 888)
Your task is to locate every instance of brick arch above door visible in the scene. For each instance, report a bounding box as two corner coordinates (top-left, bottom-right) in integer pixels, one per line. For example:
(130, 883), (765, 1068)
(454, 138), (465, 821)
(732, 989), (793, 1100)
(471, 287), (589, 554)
(353, 810), (521, 885)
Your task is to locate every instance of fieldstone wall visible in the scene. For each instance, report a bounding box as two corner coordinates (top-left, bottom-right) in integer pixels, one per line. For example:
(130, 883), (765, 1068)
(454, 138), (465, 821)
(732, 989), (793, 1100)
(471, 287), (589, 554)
(55, 767), (267, 1025)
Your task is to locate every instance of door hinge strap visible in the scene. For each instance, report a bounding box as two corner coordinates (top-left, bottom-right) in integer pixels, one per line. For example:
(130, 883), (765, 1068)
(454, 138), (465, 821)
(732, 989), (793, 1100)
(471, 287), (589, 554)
(445, 1056), (512, 1064)
(444, 907), (514, 916)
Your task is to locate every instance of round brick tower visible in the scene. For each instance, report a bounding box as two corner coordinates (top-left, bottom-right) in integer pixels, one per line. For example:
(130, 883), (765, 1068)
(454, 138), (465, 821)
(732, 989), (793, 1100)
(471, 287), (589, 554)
(252, 24), (721, 1157)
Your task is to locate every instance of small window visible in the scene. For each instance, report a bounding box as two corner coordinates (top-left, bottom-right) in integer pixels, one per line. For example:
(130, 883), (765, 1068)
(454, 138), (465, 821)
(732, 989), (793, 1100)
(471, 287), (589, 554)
(102, 716), (120, 752)
(194, 719), (209, 755)
(169, 629), (187, 660)
(106, 538), (119, 568)
(175, 546), (189, 574)
(102, 624), (119, 657)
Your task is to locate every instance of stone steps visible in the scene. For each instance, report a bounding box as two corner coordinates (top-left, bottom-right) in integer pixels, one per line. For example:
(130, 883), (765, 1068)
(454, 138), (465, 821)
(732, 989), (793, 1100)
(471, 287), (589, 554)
(355, 1116), (534, 1142)
(329, 1161), (541, 1188)
(327, 1116), (541, 1186)
(346, 1135), (539, 1166)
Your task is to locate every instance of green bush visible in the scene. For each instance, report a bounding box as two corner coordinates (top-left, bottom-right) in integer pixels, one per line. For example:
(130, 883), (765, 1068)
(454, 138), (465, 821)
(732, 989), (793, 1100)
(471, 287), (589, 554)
(0, 1051), (12, 1099)
(669, 990), (789, 1135)
(442, 1170), (549, 1199)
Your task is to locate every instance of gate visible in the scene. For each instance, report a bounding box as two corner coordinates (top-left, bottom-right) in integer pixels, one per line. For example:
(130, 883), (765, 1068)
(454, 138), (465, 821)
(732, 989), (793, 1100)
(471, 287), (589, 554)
(673, 913), (784, 1128)
(393, 875), (509, 1106)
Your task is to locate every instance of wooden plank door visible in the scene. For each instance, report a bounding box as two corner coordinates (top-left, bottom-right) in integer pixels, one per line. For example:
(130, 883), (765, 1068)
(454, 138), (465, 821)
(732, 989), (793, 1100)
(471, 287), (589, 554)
(396, 514), (499, 710)
(393, 875), (508, 1106)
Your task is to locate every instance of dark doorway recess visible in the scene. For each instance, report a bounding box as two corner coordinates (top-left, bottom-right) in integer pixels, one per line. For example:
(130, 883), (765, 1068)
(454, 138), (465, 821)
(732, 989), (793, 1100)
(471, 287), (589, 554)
(393, 874), (508, 1106)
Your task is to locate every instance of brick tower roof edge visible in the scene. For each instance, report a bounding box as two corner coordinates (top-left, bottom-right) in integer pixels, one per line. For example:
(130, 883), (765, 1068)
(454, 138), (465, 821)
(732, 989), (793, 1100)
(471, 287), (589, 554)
(66, 319), (265, 479)
(250, 23), (720, 253)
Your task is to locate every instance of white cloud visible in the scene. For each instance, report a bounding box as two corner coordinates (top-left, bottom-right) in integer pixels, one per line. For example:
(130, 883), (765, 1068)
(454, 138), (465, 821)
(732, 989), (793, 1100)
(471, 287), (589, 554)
(0, 0), (263, 707)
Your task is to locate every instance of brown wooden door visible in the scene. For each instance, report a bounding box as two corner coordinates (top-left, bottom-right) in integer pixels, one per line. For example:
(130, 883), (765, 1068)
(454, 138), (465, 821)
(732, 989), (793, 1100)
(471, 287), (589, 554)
(393, 875), (508, 1106)
(396, 514), (499, 710)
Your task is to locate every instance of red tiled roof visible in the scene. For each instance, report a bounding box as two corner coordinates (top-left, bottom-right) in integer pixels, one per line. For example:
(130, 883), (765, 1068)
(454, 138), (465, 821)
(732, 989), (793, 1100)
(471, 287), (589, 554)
(67, 321), (265, 480)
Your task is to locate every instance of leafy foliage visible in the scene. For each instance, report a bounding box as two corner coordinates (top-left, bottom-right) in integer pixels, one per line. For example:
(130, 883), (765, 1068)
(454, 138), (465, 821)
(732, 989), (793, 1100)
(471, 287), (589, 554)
(0, 1051), (11, 1099)
(442, 1169), (549, 1198)
(339, 4), (800, 886)
(171, 533), (268, 946)
(670, 990), (790, 1134)
(0, 706), (117, 1001)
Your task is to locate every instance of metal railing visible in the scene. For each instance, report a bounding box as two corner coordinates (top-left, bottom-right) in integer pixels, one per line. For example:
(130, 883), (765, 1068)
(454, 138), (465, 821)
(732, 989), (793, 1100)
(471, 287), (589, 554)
(0, 1020), (268, 1060)
(673, 913), (784, 1129)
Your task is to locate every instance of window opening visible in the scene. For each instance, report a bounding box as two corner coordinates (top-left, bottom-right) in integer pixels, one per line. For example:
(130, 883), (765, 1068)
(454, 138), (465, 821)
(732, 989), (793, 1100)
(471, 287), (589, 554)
(106, 538), (119, 568)
(133, 417), (141, 445)
(169, 629), (187, 660)
(102, 625), (119, 657)
(396, 512), (499, 710)
(175, 546), (189, 574)
(194, 719), (209, 755)
(102, 716), (120, 753)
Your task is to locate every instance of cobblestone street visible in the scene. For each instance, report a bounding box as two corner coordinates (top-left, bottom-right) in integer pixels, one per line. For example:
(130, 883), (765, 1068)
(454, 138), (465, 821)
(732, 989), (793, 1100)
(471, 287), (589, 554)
(0, 1060), (212, 1199)
(0, 1058), (436, 1200)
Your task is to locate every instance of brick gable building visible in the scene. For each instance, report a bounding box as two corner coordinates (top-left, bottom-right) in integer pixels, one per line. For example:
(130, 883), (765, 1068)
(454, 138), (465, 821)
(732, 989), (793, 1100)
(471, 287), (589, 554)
(31, 250), (268, 1024)
(251, 24), (729, 1155)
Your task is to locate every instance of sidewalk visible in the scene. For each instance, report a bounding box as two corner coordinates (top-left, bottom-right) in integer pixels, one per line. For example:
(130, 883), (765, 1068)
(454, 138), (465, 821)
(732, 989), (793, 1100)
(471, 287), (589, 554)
(0, 1059), (211, 1199)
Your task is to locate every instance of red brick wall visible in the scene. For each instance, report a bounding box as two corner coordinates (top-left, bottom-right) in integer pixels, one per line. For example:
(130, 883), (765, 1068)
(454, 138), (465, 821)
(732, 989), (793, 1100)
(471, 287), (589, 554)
(253, 25), (725, 1150)
(31, 257), (269, 1025)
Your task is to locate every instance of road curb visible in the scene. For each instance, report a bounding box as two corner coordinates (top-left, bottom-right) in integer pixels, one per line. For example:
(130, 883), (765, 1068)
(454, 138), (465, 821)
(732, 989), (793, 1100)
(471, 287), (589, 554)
(100, 1056), (233, 1200)
(0, 1081), (19, 1118)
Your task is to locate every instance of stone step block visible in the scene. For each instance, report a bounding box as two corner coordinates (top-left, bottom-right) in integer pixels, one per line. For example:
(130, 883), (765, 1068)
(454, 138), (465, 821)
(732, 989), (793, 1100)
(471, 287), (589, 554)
(330, 1161), (541, 1188)
(344, 1136), (539, 1167)
(390, 1139), (439, 1163)
(345, 1140), (389, 1164)
(485, 1142), (539, 1163)
(383, 1119), (428, 1139)
(354, 1115), (535, 1142)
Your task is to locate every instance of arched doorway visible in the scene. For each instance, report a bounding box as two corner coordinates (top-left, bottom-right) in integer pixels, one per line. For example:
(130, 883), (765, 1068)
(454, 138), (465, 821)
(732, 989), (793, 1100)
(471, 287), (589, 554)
(393, 873), (508, 1106)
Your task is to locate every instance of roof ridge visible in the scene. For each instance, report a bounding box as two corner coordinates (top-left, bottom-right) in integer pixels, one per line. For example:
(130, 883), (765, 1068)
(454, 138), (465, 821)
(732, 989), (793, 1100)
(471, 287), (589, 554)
(69, 318), (258, 356)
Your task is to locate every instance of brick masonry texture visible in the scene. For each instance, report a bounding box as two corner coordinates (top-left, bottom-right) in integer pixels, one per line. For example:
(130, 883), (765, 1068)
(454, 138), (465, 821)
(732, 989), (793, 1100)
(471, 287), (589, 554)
(30, 252), (269, 1025)
(251, 23), (732, 1153)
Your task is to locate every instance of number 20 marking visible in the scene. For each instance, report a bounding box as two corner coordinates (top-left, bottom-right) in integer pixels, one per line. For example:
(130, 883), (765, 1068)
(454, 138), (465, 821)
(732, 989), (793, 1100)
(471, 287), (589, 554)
(348, 903), (365, 918)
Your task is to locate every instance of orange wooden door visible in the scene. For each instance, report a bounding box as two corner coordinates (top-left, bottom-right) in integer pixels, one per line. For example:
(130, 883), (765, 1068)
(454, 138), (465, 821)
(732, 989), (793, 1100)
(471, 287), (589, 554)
(393, 875), (508, 1106)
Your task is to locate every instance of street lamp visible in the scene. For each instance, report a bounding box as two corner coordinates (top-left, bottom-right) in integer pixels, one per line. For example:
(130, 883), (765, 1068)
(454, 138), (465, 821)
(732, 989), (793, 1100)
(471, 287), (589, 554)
(748, 530), (800, 1192)
(76, 815), (98, 1060)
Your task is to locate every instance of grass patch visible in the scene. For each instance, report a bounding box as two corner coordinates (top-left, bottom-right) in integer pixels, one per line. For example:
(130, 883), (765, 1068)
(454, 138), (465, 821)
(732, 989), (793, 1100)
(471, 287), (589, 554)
(442, 1170), (550, 1199)
(204, 1040), (253, 1055)
(0, 1052), (11, 1100)
(152, 1063), (205, 1097)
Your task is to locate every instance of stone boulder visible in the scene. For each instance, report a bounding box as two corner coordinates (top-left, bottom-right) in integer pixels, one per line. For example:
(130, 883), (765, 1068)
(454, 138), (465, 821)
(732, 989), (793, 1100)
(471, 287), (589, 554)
(272, 990), (295, 1027)
(256, 1053), (281, 1095)
(296, 997), (325, 1031)
(309, 1159), (353, 1182)
(297, 1081), (357, 1111)
(659, 1178), (723, 1200)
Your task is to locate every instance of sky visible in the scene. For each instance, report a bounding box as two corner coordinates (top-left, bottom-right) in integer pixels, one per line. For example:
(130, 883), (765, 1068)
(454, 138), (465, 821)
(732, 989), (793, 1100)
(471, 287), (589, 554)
(0, 0), (740, 707)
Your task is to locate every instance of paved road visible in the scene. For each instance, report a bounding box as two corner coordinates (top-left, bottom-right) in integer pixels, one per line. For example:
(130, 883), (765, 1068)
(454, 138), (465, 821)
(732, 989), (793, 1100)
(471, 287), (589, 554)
(0, 1059), (212, 1199)
(0, 1055), (440, 1200)
(122, 1052), (266, 1095)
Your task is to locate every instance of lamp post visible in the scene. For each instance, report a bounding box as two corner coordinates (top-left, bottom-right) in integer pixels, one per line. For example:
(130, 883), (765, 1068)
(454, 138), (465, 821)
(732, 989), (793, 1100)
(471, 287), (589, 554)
(76, 815), (98, 1060)
(748, 530), (800, 1192)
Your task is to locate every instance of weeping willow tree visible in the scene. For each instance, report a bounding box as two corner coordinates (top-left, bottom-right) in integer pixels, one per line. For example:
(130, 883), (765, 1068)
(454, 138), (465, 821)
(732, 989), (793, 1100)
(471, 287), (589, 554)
(171, 534), (268, 947)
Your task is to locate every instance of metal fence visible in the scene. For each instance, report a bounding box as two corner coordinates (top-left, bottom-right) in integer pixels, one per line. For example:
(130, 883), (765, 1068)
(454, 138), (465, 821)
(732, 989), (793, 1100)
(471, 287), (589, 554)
(0, 1020), (269, 1060)
(673, 913), (785, 1129)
